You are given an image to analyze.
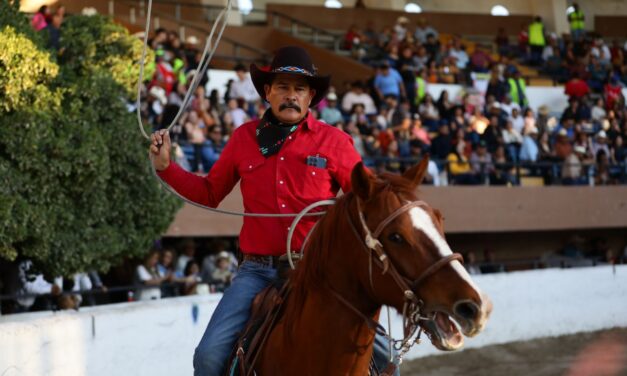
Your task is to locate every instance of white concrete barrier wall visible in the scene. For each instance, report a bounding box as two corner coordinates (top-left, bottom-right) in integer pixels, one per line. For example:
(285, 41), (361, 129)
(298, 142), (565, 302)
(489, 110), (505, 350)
(1, 266), (626, 375)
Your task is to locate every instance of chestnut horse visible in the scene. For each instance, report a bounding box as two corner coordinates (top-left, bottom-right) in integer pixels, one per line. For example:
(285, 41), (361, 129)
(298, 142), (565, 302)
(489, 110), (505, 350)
(255, 158), (492, 375)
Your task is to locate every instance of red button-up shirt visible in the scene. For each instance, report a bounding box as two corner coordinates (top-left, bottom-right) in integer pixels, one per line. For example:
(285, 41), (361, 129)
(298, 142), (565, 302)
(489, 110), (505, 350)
(158, 112), (362, 256)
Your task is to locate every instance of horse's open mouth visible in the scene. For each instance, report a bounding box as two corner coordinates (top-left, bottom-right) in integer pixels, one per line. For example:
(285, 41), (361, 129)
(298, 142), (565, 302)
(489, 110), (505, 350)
(422, 311), (464, 351)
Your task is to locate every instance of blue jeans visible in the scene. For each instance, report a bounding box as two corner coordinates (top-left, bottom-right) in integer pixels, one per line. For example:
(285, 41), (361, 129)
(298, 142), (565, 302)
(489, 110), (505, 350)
(193, 261), (399, 376)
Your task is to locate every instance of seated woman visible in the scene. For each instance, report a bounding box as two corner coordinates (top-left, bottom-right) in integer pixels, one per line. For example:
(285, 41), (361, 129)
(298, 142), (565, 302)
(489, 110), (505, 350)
(447, 139), (478, 185)
(136, 250), (170, 301)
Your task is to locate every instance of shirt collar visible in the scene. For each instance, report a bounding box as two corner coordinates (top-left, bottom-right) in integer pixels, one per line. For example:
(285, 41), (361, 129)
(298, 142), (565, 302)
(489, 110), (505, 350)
(302, 111), (319, 133)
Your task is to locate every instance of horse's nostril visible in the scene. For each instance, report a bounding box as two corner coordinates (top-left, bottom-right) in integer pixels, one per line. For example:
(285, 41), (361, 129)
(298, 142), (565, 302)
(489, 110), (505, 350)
(454, 301), (479, 321)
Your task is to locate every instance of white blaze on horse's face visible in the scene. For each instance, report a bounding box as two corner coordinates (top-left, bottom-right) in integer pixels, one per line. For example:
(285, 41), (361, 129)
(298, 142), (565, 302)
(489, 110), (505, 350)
(406, 205), (491, 344)
(407, 206), (481, 294)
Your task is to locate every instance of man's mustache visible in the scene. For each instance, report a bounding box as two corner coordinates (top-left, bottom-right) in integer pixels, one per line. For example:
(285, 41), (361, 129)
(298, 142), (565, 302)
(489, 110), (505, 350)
(279, 103), (302, 112)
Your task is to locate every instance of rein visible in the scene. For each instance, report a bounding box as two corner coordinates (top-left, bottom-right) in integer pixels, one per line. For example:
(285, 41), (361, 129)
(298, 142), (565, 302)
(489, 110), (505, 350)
(335, 194), (463, 368)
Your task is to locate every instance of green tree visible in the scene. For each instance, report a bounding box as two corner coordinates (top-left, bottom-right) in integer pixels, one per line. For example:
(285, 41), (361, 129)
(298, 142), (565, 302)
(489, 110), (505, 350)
(0, 4), (180, 276)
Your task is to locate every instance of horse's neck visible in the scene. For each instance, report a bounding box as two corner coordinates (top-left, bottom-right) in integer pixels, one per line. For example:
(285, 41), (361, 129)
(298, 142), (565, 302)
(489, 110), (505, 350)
(282, 284), (380, 374)
(278, 200), (381, 373)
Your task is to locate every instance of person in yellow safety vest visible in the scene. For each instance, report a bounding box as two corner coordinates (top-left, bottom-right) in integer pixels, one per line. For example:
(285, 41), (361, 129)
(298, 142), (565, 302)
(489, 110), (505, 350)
(415, 69), (427, 106)
(568, 3), (585, 41)
(508, 70), (528, 108)
(528, 16), (545, 66)
(172, 56), (188, 86)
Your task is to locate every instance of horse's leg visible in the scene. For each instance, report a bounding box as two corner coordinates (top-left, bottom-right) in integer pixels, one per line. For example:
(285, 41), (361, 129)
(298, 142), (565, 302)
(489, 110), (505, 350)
(193, 262), (277, 376)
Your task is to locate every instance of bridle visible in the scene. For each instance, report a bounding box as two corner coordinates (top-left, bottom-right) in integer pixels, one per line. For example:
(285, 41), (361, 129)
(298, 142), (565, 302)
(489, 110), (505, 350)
(334, 194), (463, 366)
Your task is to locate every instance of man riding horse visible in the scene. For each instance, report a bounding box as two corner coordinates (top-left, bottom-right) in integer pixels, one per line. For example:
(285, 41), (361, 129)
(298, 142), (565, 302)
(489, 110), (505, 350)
(150, 46), (399, 375)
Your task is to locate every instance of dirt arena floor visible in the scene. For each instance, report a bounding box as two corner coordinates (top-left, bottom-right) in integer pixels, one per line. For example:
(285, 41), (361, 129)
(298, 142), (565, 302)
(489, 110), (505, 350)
(401, 328), (627, 376)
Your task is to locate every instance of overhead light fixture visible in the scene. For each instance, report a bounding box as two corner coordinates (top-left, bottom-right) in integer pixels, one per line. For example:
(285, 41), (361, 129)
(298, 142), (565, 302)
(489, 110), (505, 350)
(490, 5), (509, 16)
(324, 0), (343, 9)
(404, 3), (422, 13)
(238, 0), (253, 15)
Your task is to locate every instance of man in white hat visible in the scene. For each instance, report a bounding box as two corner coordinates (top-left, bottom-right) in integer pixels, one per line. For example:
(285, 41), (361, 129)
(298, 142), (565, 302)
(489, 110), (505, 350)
(320, 92), (343, 125)
(592, 130), (610, 159)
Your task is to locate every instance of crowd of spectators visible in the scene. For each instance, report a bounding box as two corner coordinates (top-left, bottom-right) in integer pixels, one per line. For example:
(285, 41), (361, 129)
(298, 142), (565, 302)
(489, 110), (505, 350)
(139, 25), (626, 186)
(32, 7), (625, 186)
(0, 238), (238, 314)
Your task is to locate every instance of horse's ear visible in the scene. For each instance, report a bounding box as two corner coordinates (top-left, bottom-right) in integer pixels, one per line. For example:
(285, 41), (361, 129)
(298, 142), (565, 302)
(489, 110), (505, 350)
(351, 162), (375, 201)
(403, 154), (430, 188)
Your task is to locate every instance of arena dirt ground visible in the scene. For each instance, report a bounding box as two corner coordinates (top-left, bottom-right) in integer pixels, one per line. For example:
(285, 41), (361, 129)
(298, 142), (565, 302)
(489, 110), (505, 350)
(401, 327), (627, 376)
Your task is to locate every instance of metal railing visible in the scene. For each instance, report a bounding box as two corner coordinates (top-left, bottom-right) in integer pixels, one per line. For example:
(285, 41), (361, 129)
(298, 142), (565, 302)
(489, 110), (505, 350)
(105, 0), (270, 64)
(107, 0), (342, 52)
(268, 10), (342, 52)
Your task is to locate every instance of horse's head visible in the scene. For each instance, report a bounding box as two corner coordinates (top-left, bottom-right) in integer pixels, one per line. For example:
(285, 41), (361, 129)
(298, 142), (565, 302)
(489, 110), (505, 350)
(350, 157), (492, 351)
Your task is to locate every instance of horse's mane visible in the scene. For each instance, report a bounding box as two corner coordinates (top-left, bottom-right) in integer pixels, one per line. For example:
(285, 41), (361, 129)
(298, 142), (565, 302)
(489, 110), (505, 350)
(281, 171), (419, 341)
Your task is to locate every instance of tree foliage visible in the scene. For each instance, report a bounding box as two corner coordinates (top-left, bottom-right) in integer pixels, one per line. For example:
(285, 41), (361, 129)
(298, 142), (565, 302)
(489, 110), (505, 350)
(0, 4), (180, 276)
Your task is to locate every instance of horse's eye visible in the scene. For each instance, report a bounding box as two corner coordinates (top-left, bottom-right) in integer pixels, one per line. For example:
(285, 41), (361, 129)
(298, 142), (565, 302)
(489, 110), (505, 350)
(388, 233), (405, 244)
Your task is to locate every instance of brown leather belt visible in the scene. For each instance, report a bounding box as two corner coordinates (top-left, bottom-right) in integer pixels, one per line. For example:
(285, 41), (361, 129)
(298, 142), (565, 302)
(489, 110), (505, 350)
(242, 254), (283, 268)
(242, 253), (303, 268)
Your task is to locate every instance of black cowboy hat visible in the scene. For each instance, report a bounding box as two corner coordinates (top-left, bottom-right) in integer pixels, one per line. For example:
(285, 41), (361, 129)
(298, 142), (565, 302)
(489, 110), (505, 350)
(250, 46), (330, 107)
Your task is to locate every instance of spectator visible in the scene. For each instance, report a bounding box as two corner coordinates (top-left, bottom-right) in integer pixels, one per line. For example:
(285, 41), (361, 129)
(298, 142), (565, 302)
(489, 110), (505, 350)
(449, 39), (469, 72)
(502, 120), (523, 163)
(136, 250), (168, 301)
(176, 239), (196, 275)
(320, 92), (343, 125)
(43, 13), (63, 51)
(612, 135), (626, 166)
(229, 64), (260, 116)
(397, 46), (421, 107)
(200, 240), (237, 284)
(226, 98), (249, 130)
(594, 150), (612, 185)
(373, 61), (405, 100)
(181, 260), (201, 296)
(591, 130), (610, 160)
(604, 76), (623, 111)
(493, 145), (517, 185)
(480, 250), (505, 273)
(424, 33), (441, 61)
(528, 16), (546, 66)
(211, 252), (234, 292)
(470, 141), (494, 184)
(507, 70), (529, 108)
(13, 260), (61, 312)
(517, 23), (529, 58)
(562, 145), (588, 185)
(510, 107), (524, 135)
(486, 68), (508, 102)
(202, 125), (227, 171)
(447, 139), (477, 185)
(587, 56), (607, 93)
(157, 249), (184, 297)
(418, 94), (440, 131)
(464, 251), (482, 275)
(469, 45), (492, 73)
(494, 27), (510, 57)
(564, 72), (590, 100)
(341, 81), (377, 115)
(523, 108), (537, 135)
(520, 127), (540, 163)
(31, 6), (50, 31)
(151, 49), (176, 95)
(414, 18), (438, 44)
(393, 16), (410, 41)
(567, 3), (585, 41)
(184, 110), (210, 173)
